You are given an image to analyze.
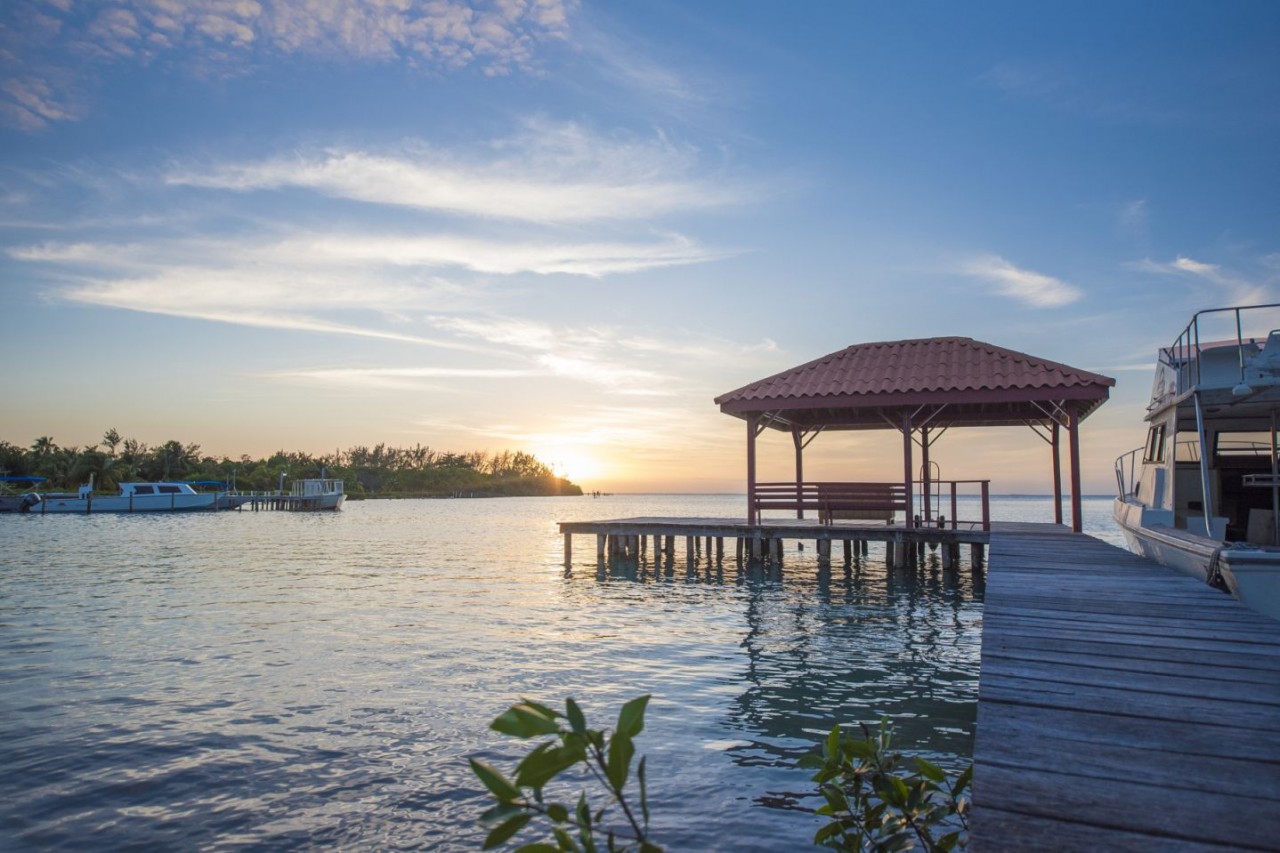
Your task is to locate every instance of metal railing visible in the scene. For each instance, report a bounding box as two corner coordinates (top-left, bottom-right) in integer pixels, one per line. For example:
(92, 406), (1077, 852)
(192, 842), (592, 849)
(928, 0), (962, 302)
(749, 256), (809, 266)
(1165, 303), (1280, 396)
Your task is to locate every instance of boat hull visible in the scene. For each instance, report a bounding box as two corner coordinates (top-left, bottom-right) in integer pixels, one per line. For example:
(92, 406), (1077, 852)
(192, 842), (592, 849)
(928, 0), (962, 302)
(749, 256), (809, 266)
(31, 494), (218, 513)
(1114, 498), (1280, 620)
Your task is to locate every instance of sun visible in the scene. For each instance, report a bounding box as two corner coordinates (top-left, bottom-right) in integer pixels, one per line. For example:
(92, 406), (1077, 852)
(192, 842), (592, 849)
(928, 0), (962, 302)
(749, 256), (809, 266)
(536, 446), (606, 483)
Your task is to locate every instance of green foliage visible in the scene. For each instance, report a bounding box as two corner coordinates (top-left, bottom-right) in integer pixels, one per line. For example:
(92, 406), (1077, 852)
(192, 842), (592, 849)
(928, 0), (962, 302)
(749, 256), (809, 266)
(799, 718), (971, 852)
(470, 696), (662, 852)
(0, 430), (583, 498)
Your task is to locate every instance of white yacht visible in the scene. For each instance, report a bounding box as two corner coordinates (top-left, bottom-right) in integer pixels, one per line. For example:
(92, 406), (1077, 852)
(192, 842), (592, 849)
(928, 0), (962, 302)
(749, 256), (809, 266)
(30, 481), (221, 513)
(1114, 304), (1280, 621)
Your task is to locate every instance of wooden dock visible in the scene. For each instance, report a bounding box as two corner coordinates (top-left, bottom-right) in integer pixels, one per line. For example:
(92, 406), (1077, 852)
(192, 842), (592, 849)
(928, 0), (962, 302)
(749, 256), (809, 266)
(558, 516), (989, 570)
(973, 522), (1280, 851)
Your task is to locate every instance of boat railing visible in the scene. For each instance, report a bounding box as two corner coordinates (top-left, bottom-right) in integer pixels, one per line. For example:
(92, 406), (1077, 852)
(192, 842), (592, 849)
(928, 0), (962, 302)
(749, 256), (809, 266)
(1115, 447), (1144, 499)
(1167, 303), (1280, 396)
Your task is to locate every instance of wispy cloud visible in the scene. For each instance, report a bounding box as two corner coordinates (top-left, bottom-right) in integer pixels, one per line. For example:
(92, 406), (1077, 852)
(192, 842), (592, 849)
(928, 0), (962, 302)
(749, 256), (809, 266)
(977, 60), (1184, 125)
(1129, 255), (1276, 305)
(15, 228), (730, 278)
(167, 121), (745, 223)
(1, 0), (576, 129)
(268, 365), (539, 390)
(960, 255), (1082, 308)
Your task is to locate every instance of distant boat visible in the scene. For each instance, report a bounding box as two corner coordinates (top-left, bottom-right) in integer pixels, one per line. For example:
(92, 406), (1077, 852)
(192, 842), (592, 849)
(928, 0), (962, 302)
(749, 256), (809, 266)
(0, 476), (45, 513)
(1114, 304), (1280, 621)
(289, 478), (345, 510)
(28, 481), (222, 514)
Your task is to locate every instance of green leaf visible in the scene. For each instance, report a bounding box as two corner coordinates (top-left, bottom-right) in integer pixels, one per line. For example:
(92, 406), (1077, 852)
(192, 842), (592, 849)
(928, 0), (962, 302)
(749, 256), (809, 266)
(638, 756), (650, 827)
(552, 826), (579, 851)
(914, 757), (945, 783)
(470, 758), (522, 803)
(616, 695), (650, 738)
(516, 743), (584, 790)
(566, 699), (587, 735)
(546, 803), (570, 823)
(513, 845), (561, 853)
(492, 703), (563, 738)
(826, 724), (841, 759)
(796, 754), (825, 770)
(576, 792), (592, 828)
(814, 821), (844, 845)
(953, 763), (973, 796)
(605, 731), (634, 792)
(480, 801), (524, 824)
(483, 812), (531, 849)
(937, 830), (961, 852)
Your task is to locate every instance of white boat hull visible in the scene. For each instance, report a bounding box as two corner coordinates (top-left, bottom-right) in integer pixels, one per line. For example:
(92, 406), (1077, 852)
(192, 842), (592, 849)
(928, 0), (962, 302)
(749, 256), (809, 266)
(1114, 498), (1280, 621)
(32, 494), (218, 513)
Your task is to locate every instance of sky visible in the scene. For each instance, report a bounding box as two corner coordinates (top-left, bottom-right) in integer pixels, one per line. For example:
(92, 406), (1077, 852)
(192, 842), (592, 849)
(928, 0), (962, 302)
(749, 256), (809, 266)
(2, 0), (1278, 493)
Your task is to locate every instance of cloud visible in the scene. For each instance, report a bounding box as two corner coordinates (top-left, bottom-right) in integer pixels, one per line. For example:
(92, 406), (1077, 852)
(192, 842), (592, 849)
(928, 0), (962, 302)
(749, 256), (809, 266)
(960, 255), (1082, 307)
(268, 365), (539, 389)
(167, 122), (744, 223)
(1129, 255), (1275, 305)
(0, 0), (576, 129)
(15, 228), (730, 278)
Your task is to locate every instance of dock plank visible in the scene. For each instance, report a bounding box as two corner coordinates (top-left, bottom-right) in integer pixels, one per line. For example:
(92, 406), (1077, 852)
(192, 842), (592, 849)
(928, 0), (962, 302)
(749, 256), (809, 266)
(973, 525), (1280, 852)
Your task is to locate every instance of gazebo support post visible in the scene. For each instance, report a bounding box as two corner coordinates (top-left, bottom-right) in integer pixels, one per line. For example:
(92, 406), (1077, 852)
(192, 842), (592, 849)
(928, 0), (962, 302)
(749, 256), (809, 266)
(792, 425), (805, 519)
(921, 426), (931, 523)
(1052, 420), (1063, 526)
(1069, 402), (1083, 533)
(747, 414), (759, 524)
(903, 410), (914, 529)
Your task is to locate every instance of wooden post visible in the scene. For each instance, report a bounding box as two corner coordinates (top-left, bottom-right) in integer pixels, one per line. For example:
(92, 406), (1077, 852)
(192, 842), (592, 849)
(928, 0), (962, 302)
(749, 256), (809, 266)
(597, 535), (606, 560)
(885, 540), (895, 566)
(921, 426), (931, 523)
(1069, 402), (1083, 533)
(747, 415), (759, 524)
(903, 411), (914, 529)
(564, 534), (572, 568)
(1052, 420), (1063, 526)
(792, 425), (805, 519)
(843, 539), (852, 562)
(716, 537), (724, 563)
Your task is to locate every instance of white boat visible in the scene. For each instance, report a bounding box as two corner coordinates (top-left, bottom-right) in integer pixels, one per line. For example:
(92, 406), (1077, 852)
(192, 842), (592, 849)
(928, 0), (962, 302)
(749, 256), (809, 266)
(29, 481), (222, 514)
(290, 478), (345, 510)
(1114, 304), (1280, 621)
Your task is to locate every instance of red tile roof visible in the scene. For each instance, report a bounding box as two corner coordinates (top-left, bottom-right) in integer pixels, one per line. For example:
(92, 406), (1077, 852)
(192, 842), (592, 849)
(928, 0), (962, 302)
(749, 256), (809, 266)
(715, 337), (1114, 426)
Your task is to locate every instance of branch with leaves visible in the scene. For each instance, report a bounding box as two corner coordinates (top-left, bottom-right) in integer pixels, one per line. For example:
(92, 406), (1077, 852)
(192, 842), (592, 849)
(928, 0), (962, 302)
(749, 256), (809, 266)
(799, 718), (971, 852)
(469, 696), (662, 853)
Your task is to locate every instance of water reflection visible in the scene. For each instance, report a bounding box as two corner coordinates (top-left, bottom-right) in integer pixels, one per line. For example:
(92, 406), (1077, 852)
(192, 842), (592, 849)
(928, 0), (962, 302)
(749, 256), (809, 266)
(578, 536), (983, 818)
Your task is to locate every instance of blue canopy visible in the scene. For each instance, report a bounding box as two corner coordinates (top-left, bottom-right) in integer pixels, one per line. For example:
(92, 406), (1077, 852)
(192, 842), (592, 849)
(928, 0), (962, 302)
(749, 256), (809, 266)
(0, 475), (46, 483)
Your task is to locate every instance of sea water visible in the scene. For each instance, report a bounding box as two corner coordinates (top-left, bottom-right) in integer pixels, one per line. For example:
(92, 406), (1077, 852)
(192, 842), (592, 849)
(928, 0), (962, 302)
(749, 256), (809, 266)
(0, 495), (1120, 851)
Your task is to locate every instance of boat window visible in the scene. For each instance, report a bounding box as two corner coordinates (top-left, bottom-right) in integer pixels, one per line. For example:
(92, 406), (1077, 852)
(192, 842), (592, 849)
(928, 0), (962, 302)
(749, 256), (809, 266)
(1215, 431), (1276, 459)
(1175, 433), (1201, 463)
(158, 485), (181, 494)
(133, 485), (154, 495)
(1143, 424), (1166, 463)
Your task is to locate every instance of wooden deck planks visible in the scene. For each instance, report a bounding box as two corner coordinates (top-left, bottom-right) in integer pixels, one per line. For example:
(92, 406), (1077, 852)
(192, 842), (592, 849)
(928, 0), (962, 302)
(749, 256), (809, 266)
(973, 523), (1280, 852)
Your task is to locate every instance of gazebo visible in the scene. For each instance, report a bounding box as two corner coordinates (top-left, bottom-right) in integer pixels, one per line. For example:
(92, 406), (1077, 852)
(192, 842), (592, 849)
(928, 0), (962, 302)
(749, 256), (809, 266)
(715, 336), (1115, 533)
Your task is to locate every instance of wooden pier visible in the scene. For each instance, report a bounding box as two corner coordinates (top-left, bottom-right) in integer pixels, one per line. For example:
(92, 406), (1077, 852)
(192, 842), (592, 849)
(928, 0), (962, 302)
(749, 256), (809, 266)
(558, 516), (989, 571)
(973, 522), (1280, 851)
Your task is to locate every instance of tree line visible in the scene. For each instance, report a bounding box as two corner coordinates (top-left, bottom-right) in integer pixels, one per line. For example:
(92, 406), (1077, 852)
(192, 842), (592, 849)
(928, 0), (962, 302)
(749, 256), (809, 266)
(0, 430), (582, 498)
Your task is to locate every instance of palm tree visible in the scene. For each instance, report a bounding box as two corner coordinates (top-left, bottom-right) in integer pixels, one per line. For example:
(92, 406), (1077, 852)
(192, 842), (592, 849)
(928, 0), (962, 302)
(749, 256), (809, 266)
(101, 428), (121, 458)
(31, 436), (56, 458)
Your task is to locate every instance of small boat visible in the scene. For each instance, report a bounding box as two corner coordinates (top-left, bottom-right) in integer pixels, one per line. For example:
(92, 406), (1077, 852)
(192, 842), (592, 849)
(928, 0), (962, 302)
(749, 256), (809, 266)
(290, 478), (345, 510)
(0, 476), (45, 512)
(1114, 303), (1280, 620)
(28, 481), (222, 514)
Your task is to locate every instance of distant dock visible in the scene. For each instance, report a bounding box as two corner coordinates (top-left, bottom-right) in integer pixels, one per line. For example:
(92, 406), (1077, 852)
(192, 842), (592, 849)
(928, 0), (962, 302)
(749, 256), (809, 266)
(973, 522), (1280, 850)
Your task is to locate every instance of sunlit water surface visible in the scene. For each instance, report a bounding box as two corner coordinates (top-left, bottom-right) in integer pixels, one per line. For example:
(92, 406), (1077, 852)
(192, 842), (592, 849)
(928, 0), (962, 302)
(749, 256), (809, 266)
(0, 495), (1119, 850)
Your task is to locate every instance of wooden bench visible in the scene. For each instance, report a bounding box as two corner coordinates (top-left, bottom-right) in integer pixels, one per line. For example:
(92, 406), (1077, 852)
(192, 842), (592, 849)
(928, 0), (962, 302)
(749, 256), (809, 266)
(753, 482), (906, 525)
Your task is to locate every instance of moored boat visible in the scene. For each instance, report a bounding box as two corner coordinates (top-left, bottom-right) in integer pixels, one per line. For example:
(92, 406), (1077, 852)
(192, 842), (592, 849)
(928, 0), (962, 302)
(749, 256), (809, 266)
(1114, 304), (1280, 620)
(0, 476), (45, 512)
(28, 481), (222, 514)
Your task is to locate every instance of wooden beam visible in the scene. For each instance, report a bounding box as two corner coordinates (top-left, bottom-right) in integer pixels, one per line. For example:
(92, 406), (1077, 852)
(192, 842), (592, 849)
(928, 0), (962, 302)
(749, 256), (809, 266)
(1051, 421), (1063, 526)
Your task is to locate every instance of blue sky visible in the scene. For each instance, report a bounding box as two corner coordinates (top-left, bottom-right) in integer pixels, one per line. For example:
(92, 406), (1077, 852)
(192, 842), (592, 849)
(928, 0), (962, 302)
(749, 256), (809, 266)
(2, 0), (1278, 492)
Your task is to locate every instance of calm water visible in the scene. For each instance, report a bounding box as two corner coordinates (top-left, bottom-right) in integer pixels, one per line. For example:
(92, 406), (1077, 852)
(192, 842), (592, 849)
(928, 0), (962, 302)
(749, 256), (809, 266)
(0, 495), (1119, 851)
